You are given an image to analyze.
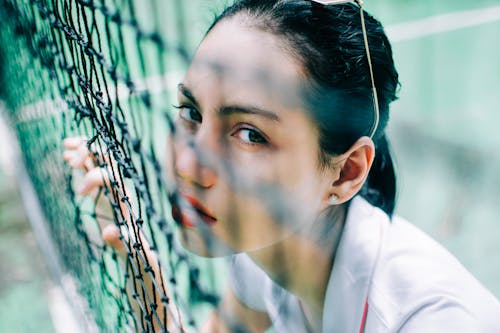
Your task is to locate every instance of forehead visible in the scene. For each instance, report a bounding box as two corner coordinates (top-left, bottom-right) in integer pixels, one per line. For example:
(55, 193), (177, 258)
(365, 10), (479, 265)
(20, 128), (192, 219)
(184, 16), (305, 109)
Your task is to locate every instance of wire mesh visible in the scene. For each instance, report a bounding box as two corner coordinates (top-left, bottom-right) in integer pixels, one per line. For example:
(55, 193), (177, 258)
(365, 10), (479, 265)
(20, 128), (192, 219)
(0, 0), (225, 331)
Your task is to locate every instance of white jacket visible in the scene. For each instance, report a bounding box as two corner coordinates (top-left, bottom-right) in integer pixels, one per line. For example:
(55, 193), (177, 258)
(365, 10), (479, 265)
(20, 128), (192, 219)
(229, 196), (500, 332)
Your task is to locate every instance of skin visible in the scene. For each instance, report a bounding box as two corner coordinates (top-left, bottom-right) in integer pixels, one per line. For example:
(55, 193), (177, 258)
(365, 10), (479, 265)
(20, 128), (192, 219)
(63, 14), (375, 333)
(173, 15), (375, 329)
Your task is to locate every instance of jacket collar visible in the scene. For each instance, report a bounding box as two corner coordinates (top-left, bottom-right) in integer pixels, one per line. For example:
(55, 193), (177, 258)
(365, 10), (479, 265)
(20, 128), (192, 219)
(322, 196), (389, 332)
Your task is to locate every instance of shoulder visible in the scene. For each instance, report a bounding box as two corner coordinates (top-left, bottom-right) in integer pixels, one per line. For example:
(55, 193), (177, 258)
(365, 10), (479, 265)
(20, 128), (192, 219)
(367, 214), (500, 332)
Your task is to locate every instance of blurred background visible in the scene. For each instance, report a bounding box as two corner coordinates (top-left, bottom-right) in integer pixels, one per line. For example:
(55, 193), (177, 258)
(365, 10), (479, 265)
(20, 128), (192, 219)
(1, 0), (499, 331)
(0, 113), (56, 331)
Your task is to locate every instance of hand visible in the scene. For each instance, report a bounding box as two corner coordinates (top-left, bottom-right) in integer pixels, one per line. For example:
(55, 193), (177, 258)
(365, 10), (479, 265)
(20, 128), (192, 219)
(63, 136), (179, 332)
(62, 136), (126, 252)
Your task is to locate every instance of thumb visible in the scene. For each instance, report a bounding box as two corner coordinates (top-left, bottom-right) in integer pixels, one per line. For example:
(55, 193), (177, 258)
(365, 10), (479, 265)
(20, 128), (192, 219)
(102, 224), (127, 255)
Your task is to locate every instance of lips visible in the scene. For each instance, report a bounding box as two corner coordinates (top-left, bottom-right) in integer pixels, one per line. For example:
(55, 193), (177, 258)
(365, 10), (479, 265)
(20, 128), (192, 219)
(171, 193), (217, 227)
(171, 201), (194, 228)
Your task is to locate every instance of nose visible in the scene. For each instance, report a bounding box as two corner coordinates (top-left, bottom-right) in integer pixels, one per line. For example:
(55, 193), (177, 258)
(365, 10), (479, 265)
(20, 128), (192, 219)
(174, 138), (218, 189)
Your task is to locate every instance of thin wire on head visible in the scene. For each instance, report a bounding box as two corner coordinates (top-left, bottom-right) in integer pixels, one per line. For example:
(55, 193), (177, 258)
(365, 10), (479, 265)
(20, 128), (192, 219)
(310, 0), (380, 139)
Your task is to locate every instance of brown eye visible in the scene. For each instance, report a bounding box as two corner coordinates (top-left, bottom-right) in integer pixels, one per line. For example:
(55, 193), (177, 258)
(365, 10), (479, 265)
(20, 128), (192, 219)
(233, 127), (268, 145)
(176, 105), (202, 123)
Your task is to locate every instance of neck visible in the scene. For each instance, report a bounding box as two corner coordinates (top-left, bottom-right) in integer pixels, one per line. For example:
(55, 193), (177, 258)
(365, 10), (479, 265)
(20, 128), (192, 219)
(249, 205), (346, 330)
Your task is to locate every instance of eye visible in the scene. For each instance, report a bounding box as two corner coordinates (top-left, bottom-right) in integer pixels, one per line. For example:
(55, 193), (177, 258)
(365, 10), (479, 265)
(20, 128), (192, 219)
(233, 127), (268, 145)
(175, 105), (202, 123)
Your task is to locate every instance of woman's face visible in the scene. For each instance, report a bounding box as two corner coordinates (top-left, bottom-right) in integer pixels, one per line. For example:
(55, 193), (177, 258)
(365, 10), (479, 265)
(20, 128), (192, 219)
(171, 17), (335, 257)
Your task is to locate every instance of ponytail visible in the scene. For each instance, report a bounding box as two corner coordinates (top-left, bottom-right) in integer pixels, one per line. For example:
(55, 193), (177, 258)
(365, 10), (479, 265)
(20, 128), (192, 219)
(361, 135), (396, 217)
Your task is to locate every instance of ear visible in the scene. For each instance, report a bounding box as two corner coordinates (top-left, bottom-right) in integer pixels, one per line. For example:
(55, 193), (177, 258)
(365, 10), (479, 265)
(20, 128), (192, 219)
(323, 136), (375, 205)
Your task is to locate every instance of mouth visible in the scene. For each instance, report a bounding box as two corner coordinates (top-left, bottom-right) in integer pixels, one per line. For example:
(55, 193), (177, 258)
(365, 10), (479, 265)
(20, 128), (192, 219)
(171, 193), (217, 228)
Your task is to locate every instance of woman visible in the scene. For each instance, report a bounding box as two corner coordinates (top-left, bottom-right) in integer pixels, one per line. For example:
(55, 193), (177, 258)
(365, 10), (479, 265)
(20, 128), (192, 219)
(63, 0), (500, 331)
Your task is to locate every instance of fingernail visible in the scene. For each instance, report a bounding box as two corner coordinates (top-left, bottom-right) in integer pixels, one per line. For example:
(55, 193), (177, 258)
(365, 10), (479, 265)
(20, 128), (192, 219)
(62, 138), (73, 147)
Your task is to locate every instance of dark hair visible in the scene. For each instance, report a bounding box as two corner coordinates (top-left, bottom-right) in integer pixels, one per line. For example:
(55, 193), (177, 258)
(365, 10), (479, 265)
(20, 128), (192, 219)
(207, 0), (399, 216)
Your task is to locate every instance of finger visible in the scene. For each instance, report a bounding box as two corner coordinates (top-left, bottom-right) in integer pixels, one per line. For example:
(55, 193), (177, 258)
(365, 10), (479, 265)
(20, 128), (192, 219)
(62, 136), (87, 149)
(63, 150), (85, 169)
(102, 224), (127, 253)
(83, 141), (116, 171)
(63, 150), (75, 163)
(74, 148), (91, 169)
(68, 137), (121, 175)
(63, 142), (97, 171)
(78, 167), (111, 195)
(83, 157), (95, 172)
(63, 149), (94, 170)
(76, 143), (97, 171)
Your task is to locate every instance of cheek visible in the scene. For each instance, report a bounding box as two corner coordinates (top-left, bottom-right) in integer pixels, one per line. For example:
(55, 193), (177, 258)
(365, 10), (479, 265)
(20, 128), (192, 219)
(178, 164), (324, 255)
(164, 139), (177, 179)
(177, 198), (286, 256)
(215, 196), (297, 252)
(225, 148), (323, 211)
(213, 180), (321, 252)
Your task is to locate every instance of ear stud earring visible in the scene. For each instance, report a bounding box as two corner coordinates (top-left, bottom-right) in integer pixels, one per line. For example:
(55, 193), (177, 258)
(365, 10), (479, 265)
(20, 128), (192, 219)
(328, 194), (339, 205)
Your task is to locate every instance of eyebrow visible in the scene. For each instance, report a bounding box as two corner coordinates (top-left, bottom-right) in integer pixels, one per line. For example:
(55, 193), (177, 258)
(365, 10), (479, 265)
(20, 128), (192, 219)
(177, 83), (200, 107)
(178, 83), (280, 123)
(219, 105), (280, 122)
